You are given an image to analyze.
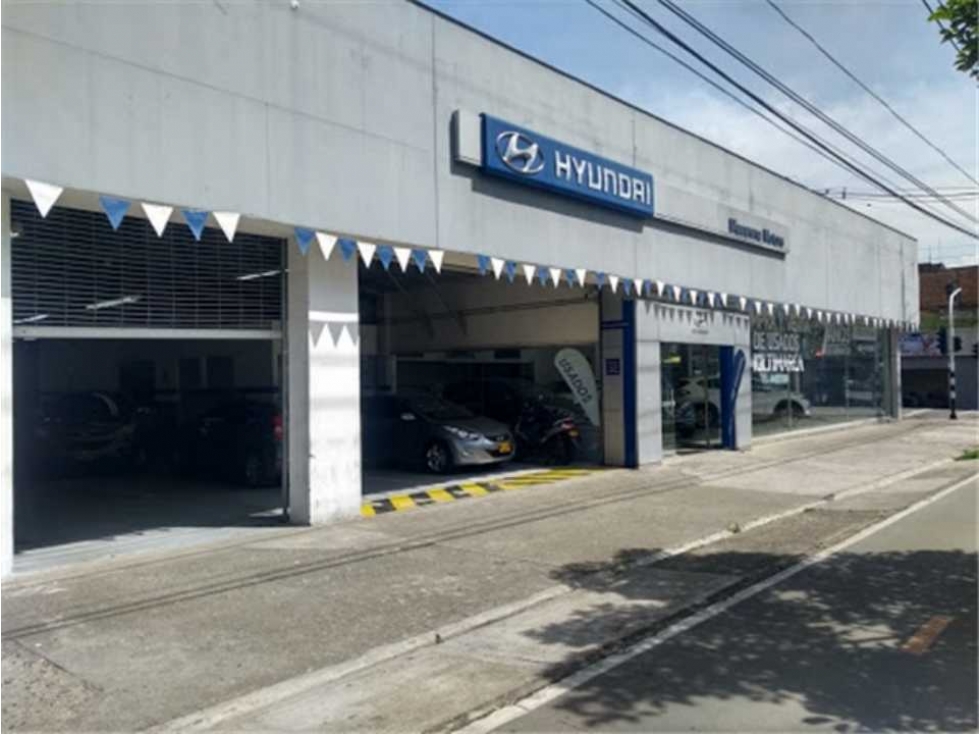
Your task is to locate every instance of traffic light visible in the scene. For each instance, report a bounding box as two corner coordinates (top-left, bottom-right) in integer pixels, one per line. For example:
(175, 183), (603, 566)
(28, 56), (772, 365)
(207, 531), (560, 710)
(953, 336), (963, 353)
(973, 342), (978, 357)
(938, 327), (948, 355)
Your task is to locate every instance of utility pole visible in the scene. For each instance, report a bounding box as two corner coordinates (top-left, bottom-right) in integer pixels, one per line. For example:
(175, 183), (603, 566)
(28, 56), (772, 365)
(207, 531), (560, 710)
(947, 283), (962, 419)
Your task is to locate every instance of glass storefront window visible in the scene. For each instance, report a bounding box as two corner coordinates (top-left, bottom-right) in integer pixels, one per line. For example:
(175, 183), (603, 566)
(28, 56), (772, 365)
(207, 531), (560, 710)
(750, 313), (889, 437)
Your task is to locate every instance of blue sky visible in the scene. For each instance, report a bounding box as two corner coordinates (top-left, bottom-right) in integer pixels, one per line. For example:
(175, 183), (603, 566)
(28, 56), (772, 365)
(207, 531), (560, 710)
(425, 0), (978, 266)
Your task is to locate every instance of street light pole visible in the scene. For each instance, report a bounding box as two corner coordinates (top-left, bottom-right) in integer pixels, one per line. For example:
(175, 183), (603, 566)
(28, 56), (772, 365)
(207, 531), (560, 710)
(948, 286), (962, 420)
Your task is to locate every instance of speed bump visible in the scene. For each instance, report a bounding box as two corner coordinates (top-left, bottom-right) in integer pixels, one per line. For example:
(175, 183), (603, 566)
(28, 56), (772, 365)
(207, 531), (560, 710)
(361, 468), (599, 517)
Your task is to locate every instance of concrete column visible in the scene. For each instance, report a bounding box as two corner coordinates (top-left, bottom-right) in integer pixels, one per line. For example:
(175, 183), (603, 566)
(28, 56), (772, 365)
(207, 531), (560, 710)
(634, 329), (662, 466)
(286, 241), (362, 525)
(600, 292), (630, 466)
(885, 328), (902, 419)
(1, 192), (13, 577)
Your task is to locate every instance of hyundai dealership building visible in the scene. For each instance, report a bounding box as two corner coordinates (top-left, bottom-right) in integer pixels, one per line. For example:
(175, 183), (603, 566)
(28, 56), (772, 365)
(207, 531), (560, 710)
(0, 0), (918, 575)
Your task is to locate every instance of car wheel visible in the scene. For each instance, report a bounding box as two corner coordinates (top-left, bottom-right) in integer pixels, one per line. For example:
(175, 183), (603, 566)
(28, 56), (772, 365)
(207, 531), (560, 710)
(424, 442), (452, 474)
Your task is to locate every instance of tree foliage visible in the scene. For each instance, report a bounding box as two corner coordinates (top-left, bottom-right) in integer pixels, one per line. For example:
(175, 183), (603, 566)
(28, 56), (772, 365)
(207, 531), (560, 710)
(928, 0), (978, 79)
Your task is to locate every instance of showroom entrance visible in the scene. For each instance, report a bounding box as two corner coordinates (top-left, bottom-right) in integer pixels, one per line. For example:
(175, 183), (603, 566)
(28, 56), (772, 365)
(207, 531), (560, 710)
(661, 343), (723, 452)
(9, 200), (286, 569)
(358, 257), (603, 497)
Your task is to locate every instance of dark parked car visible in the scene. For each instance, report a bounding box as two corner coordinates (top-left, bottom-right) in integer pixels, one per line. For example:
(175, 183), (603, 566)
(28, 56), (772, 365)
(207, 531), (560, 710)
(177, 399), (282, 487)
(362, 393), (514, 473)
(33, 391), (140, 474)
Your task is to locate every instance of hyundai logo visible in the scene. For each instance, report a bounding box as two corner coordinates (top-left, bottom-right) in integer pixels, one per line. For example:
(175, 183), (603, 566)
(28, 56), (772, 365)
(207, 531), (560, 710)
(495, 131), (545, 175)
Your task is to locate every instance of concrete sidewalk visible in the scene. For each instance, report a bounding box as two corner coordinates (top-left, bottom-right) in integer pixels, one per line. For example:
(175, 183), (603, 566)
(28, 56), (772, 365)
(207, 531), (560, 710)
(2, 412), (977, 732)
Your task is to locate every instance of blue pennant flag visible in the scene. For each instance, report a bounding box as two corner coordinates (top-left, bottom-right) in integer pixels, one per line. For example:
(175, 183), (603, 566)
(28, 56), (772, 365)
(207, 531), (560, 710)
(504, 261), (517, 283)
(477, 254), (491, 276)
(411, 249), (428, 272)
(294, 227), (315, 255)
(338, 238), (357, 261)
(377, 245), (395, 271)
(564, 269), (577, 286)
(622, 278), (634, 297)
(535, 267), (548, 286)
(99, 195), (130, 231)
(183, 209), (209, 242)
(594, 272), (607, 289)
(642, 279), (653, 297)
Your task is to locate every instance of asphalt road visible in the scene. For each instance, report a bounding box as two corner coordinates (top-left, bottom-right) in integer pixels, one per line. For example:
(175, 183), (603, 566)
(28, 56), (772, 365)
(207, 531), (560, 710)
(502, 477), (979, 733)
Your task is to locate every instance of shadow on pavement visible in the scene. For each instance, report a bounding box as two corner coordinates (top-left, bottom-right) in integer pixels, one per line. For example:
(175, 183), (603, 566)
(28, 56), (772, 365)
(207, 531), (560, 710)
(525, 546), (978, 732)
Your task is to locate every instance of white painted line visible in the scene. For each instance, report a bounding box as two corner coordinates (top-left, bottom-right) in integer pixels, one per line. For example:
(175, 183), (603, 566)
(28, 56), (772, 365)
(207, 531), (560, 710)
(456, 471), (979, 734)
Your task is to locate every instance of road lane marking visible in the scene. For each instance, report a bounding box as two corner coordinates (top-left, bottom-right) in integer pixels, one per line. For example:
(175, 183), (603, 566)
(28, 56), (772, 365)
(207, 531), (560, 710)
(456, 472), (978, 734)
(901, 615), (954, 655)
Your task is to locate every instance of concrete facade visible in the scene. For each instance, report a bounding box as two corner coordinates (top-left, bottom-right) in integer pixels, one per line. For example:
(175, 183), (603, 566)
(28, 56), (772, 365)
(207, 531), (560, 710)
(0, 0), (916, 574)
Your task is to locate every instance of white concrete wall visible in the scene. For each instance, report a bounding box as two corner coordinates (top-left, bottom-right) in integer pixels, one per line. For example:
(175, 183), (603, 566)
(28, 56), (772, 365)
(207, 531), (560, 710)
(1, 0), (915, 324)
(286, 241), (361, 525)
(2, 192), (13, 577)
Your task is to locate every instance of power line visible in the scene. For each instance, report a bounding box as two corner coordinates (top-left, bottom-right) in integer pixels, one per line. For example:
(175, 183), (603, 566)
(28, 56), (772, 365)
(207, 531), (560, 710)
(613, 0), (978, 239)
(766, 0), (978, 186)
(921, 0), (963, 53)
(651, 0), (978, 227)
(582, 0), (851, 176)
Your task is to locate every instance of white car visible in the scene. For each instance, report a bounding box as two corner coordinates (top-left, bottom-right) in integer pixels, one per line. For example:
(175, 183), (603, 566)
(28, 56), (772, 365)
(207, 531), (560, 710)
(676, 375), (812, 425)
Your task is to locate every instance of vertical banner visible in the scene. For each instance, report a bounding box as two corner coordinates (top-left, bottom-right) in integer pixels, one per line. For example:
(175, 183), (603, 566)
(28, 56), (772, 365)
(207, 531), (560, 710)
(720, 346), (746, 450)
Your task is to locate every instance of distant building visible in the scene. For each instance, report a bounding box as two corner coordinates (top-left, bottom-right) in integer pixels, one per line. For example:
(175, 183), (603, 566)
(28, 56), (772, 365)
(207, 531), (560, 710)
(902, 264), (978, 409)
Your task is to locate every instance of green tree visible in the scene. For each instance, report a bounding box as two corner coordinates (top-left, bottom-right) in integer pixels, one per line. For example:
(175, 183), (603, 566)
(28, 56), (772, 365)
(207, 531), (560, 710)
(928, 0), (978, 79)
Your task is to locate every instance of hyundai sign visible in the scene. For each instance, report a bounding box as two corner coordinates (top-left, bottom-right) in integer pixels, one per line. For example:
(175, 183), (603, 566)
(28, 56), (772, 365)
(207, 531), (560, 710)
(481, 114), (654, 218)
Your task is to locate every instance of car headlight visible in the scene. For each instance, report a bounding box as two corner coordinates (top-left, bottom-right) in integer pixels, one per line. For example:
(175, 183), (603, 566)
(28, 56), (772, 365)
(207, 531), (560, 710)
(444, 425), (482, 441)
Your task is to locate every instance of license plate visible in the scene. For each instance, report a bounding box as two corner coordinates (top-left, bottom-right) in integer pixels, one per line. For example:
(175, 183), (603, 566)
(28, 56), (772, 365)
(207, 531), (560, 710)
(498, 441), (513, 454)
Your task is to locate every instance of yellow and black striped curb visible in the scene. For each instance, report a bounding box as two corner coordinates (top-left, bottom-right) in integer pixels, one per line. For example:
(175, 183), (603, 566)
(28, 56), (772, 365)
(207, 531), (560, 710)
(361, 468), (601, 517)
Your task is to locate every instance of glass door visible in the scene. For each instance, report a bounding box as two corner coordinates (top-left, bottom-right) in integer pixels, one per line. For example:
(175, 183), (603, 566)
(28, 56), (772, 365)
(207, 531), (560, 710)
(661, 343), (722, 452)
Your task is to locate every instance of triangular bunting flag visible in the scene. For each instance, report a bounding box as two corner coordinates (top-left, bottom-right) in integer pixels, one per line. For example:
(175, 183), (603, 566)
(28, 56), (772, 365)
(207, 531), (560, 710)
(411, 249), (428, 272)
(429, 250), (445, 274)
(358, 242), (377, 267)
(595, 272), (607, 289)
(706, 292), (715, 308)
(523, 264), (536, 285)
(549, 267), (562, 287)
(609, 275), (620, 293)
(377, 245), (395, 271)
(672, 285), (682, 301)
(504, 261), (518, 283)
(689, 289), (699, 305)
(491, 257), (506, 280)
(656, 280), (666, 297)
(99, 195), (131, 231)
(477, 255), (491, 276)
(339, 238), (358, 261)
(564, 269), (577, 287)
(576, 268), (588, 287)
(25, 179), (63, 218)
(294, 227), (315, 255)
(141, 203), (173, 237)
(719, 293), (728, 307)
(536, 267), (549, 287)
(766, 302), (775, 316)
(642, 279), (652, 297)
(317, 232), (337, 261)
(739, 296), (748, 311)
(309, 322), (328, 349)
(393, 246), (412, 271)
(183, 209), (209, 242)
(214, 211), (240, 243)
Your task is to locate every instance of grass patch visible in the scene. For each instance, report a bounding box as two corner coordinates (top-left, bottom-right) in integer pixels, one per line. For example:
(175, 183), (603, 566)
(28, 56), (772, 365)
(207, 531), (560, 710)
(957, 447), (979, 461)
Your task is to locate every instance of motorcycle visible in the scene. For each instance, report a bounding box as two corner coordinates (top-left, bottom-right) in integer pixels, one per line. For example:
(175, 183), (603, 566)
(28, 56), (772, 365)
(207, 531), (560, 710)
(514, 399), (580, 465)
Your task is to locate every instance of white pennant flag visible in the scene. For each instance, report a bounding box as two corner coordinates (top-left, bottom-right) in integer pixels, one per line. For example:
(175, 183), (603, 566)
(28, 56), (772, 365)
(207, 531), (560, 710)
(767, 302), (775, 316)
(719, 293), (728, 307)
(316, 232), (337, 261)
(429, 250), (445, 273)
(739, 296), (748, 311)
(706, 292), (715, 307)
(25, 179), (63, 218)
(689, 289), (699, 305)
(394, 246), (412, 272)
(575, 268), (587, 287)
(213, 211), (240, 243)
(672, 285), (682, 301)
(357, 242), (377, 267)
(656, 280), (666, 296)
(491, 257), (506, 280)
(141, 203), (173, 237)
(609, 275), (620, 293)
(549, 267), (562, 287)
(523, 264), (536, 285)
(634, 279), (643, 296)
(806, 307), (813, 319)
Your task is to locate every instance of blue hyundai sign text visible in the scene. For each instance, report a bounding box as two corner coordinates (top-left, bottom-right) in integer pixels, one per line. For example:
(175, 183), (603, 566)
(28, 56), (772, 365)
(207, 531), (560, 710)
(481, 114), (654, 218)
